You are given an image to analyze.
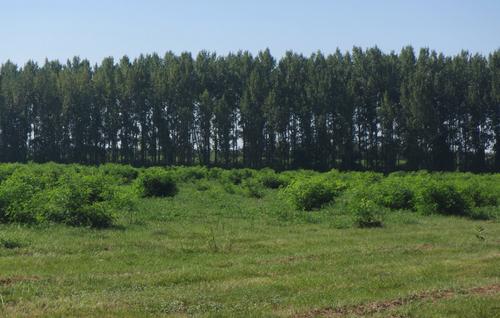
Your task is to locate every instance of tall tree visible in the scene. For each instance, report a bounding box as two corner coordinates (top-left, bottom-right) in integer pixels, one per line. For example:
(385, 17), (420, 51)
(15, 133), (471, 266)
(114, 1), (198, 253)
(0, 61), (29, 162)
(240, 49), (274, 168)
(0, 48), (498, 171)
(94, 57), (119, 162)
(490, 50), (500, 170)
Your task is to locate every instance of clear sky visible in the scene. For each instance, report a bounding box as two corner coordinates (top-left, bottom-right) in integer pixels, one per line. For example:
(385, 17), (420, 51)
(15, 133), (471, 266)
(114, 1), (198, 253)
(1, 0), (499, 65)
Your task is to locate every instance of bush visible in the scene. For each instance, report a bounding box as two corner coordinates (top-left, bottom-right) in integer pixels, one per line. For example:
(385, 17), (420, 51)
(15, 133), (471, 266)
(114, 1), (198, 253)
(0, 163), (22, 184)
(0, 167), (129, 228)
(136, 168), (178, 197)
(221, 182), (236, 194)
(468, 206), (500, 220)
(281, 176), (346, 211)
(195, 180), (211, 191)
(34, 173), (120, 227)
(456, 181), (498, 208)
(101, 164), (139, 184)
(416, 181), (470, 216)
(0, 168), (54, 223)
(34, 189), (115, 228)
(207, 167), (225, 180)
(171, 166), (208, 182)
(258, 171), (290, 189)
(242, 178), (265, 198)
(222, 169), (255, 185)
(351, 198), (384, 228)
(0, 237), (23, 249)
(372, 178), (415, 210)
(338, 171), (383, 188)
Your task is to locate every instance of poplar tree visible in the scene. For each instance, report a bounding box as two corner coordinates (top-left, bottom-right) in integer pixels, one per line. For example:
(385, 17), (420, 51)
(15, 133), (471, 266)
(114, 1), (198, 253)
(0, 48), (498, 171)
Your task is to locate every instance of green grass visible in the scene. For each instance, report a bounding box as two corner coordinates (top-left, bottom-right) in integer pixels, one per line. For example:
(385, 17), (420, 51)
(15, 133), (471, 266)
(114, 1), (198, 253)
(1, 181), (499, 317)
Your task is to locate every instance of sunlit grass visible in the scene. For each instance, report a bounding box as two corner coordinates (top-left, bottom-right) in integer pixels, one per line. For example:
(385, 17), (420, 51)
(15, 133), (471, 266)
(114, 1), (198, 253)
(0, 181), (499, 317)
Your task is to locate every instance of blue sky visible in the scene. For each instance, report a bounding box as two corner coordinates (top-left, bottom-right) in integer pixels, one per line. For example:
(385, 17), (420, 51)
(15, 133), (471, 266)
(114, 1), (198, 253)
(1, 0), (499, 64)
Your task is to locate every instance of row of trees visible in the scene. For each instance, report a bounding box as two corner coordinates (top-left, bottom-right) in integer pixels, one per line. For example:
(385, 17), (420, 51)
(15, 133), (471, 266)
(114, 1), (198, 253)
(0, 47), (499, 172)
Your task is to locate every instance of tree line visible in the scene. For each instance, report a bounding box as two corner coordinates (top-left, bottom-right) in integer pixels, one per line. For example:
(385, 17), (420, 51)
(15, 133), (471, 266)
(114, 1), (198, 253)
(0, 47), (499, 172)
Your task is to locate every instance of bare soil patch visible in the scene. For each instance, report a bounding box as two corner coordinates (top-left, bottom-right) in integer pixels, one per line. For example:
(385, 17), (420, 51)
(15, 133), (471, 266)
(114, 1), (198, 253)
(0, 276), (40, 286)
(294, 283), (500, 318)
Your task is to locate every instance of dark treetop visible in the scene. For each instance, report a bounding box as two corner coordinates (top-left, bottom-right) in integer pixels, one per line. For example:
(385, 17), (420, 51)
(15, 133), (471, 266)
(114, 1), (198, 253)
(0, 47), (499, 172)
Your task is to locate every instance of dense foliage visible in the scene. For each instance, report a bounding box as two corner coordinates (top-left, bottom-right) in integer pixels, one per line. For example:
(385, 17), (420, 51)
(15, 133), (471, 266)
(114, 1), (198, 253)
(0, 47), (499, 172)
(0, 164), (136, 227)
(351, 198), (384, 228)
(281, 177), (346, 210)
(0, 164), (499, 228)
(135, 167), (178, 197)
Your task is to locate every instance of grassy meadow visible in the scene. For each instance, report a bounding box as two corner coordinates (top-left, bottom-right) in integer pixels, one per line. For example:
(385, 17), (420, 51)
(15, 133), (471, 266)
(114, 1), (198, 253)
(0, 164), (499, 317)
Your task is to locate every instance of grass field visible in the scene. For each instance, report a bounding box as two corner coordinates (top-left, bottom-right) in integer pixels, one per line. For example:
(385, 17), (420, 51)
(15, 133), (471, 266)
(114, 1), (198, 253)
(1, 172), (500, 318)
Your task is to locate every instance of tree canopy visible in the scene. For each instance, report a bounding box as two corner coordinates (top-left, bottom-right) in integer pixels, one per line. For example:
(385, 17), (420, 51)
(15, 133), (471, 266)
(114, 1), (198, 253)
(0, 47), (499, 172)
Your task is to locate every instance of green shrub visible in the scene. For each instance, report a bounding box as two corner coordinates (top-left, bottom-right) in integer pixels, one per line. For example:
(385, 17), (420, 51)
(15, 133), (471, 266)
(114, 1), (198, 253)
(222, 182), (236, 194)
(101, 164), (139, 184)
(258, 171), (290, 189)
(242, 178), (265, 198)
(207, 167), (224, 180)
(0, 167), (127, 228)
(34, 189), (115, 228)
(136, 168), (178, 197)
(338, 171), (383, 188)
(171, 166), (208, 182)
(195, 180), (211, 191)
(456, 181), (498, 208)
(281, 176), (346, 211)
(0, 237), (23, 249)
(34, 173), (119, 227)
(0, 163), (22, 184)
(468, 206), (500, 220)
(222, 169), (255, 185)
(372, 178), (415, 210)
(351, 198), (384, 228)
(416, 181), (470, 216)
(0, 168), (53, 223)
